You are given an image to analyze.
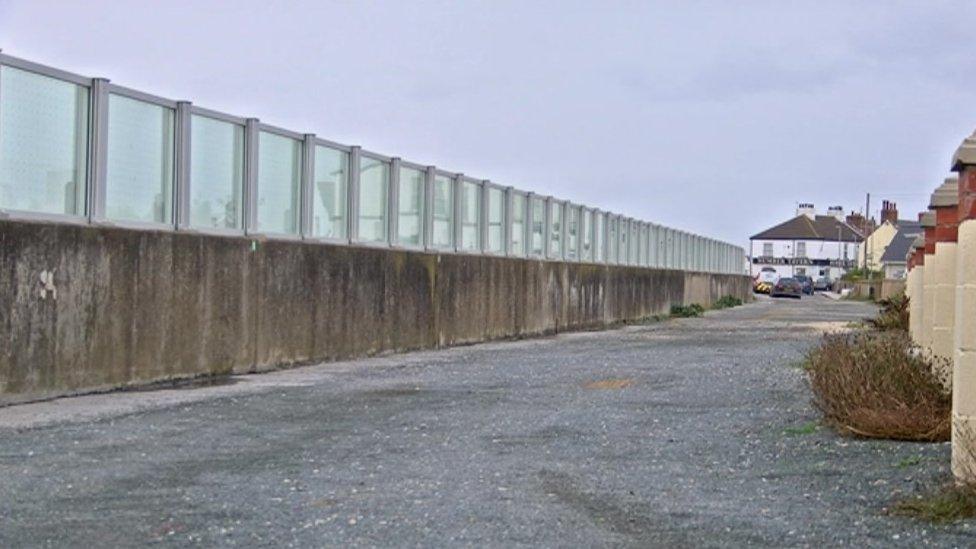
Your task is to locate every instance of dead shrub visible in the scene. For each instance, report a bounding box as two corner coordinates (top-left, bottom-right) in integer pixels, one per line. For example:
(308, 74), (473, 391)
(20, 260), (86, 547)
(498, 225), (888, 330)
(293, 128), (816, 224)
(865, 293), (910, 332)
(804, 331), (950, 441)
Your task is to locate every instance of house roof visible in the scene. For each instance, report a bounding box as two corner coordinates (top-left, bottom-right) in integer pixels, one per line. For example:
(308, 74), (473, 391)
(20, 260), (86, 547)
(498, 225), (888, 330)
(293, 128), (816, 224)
(751, 215), (864, 242)
(880, 223), (924, 264)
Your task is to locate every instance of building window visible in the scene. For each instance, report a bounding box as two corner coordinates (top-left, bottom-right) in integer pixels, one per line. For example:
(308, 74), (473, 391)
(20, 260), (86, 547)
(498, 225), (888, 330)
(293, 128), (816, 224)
(431, 174), (454, 249)
(796, 241), (806, 258)
(189, 114), (244, 230)
(312, 145), (348, 239)
(256, 131), (301, 234)
(397, 165), (424, 246)
(105, 94), (175, 224)
(762, 242), (773, 257)
(0, 65), (89, 216)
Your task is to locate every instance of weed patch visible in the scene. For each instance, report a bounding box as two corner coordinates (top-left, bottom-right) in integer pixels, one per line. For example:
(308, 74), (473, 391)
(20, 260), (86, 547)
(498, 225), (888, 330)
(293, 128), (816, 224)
(866, 293), (909, 332)
(891, 484), (976, 523)
(895, 456), (923, 469)
(804, 331), (950, 441)
(784, 421), (818, 435)
(670, 304), (705, 318)
(713, 295), (743, 310)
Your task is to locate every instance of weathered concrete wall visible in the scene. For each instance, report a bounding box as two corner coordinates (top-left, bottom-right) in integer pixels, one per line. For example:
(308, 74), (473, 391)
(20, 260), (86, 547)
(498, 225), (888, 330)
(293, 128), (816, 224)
(0, 219), (751, 405)
(833, 279), (906, 301)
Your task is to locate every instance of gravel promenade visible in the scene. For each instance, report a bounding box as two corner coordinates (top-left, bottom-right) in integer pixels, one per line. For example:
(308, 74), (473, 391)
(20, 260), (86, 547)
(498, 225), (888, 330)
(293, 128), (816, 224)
(1, 296), (972, 547)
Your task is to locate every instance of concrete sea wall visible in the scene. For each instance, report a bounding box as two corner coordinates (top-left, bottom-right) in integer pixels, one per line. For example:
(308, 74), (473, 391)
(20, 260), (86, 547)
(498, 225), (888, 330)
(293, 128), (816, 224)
(0, 219), (750, 405)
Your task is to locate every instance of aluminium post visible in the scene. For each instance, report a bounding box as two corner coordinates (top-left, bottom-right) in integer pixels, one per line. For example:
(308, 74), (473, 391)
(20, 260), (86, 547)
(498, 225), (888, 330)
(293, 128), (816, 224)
(347, 146), (361, 243)
(574, 205), (583, 261)
(503, 186), (514, 256)
(300, 134), (316, 238)
(560, 201), (569, 260)
(389, 158), (401, 246)
(480, 180), (491, 253)
(453, 173), (464, 252)
(594, 209), (605, 264)
(174, 101), (192, 230)
(242, 118), (260, 234)
(544, 196), (554, 260)
(423, 166), (435, 251)
(525, 192), (535, 257)
(88, 78), (111, 223)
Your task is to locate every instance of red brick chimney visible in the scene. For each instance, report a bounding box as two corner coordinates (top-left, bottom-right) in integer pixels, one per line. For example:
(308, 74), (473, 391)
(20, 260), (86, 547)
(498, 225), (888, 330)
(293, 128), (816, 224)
(881, 200), (898, 224)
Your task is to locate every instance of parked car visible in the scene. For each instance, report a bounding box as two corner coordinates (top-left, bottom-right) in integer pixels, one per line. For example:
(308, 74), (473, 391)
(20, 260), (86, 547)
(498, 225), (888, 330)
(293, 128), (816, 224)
(771, 277), (803, 299)
(753, 267), (779, 294)
(794, 275), (814, 295)
(814, 277), (833, 291)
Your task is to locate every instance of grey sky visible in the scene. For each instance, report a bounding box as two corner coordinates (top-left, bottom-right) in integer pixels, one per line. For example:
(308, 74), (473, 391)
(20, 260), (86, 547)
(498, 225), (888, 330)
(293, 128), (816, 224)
(2, 0), (973, 246)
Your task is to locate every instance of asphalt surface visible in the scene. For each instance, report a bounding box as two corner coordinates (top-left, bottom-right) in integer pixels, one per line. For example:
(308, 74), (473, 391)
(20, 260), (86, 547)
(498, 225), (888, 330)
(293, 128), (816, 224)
(1, 295), (973, 547)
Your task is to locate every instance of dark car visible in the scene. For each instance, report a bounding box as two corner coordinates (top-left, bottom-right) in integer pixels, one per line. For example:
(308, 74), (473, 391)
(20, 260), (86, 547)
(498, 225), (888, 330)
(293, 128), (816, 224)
(771, 277), (802, 299)
(813, 277), (832, 291)
(793, 275), (814, 295)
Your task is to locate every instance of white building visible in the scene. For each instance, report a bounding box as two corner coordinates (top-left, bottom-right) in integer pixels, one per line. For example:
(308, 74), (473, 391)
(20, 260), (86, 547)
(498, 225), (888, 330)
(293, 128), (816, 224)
(749, 203), (864, 281)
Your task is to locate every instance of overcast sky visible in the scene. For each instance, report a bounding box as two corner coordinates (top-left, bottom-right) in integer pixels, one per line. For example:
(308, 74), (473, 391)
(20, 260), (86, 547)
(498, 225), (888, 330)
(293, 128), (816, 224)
(2, 0), (974, 246)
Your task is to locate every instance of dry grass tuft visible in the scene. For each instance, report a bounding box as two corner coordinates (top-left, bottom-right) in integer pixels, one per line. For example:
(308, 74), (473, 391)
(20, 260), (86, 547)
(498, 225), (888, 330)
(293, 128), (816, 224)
(865, 293), (910, 332)
(804, 331), (950, 441)
(584, 378), (634, 390)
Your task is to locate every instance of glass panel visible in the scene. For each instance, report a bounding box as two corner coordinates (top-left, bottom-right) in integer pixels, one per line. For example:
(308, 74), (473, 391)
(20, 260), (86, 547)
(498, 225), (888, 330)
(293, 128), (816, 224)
(358, 156), (389, 243)
(105, 94), (175, 223)
(607, 218), (616, 263)
(549, 201), (562, 258)
(641, 225), (651, 267)
(487, 187), (504, 253)
(566, 206), (578, 260)
(659, 228), (667, 268)
(648, 226), (657, 267)
(431, 174), (454, 249)
(530, 197), (545, 256)
(256, 131), (301, 234)
(189, 115), (244, 230)
(669, 230), (677, 268)
(312, 145), (348, 239)
(630, 223), (639, 265)
(0, 66), (89, 216)
(459, 180), (481, 251)
(397, 165), (424, 246)
(581, 210), (592, 261)
(593, 212), (604, 262)
(619, 220), (629, 264)
(511, 193), (526, 256)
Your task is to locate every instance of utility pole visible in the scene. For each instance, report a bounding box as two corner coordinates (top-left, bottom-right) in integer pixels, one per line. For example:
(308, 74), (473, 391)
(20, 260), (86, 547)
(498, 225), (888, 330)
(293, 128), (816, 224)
(863, 192), (871, 272)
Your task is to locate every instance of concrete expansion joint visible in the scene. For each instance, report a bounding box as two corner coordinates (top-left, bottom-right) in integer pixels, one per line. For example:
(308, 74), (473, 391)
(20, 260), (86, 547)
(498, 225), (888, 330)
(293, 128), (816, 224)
(953, 413), (976, 485)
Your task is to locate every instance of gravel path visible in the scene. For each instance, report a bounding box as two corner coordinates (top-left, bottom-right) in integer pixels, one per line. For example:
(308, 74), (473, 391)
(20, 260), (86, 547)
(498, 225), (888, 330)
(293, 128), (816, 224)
(0, 296), (972, 547)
